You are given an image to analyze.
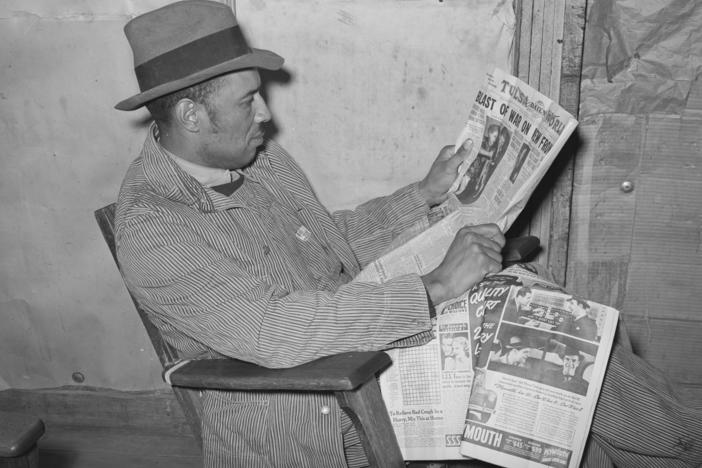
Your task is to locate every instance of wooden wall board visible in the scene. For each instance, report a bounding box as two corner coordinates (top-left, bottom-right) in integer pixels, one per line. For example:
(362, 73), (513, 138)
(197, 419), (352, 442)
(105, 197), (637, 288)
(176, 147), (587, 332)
(567, 114), (643, 306)
(640, 116), (702, 181)
(0, 387), (192, 436)
(624, 262), (702, 322)
(569, 111), (702, 392)
(0, 387), (200, 468)
(622, 115), (701, 320)
(629, 179), (702, 267)
(512, 0), (587, 286)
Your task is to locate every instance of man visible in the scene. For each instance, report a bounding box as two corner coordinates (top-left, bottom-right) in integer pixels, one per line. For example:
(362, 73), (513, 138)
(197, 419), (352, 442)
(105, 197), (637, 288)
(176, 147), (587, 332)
(114, 2), (503, 467)
(114, 2), (702, 467)
(557, 296), (599, 341)
(545, 346), (589, 396)
(489, 335), (534, 379)
(513, 286), (533, 312)
(509, 142), (530, 183)
(496, 336), (530, 367)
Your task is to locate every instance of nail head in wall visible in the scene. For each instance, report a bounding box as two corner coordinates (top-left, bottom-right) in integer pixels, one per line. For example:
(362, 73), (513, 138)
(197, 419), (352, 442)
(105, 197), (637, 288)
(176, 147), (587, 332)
(620, 181), (634, 193)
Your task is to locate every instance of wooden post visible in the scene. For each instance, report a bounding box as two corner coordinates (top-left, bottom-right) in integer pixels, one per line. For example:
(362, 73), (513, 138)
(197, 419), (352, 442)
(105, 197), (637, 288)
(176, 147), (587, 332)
(511, 0), (588, 287)
(336, 378), (405, 468)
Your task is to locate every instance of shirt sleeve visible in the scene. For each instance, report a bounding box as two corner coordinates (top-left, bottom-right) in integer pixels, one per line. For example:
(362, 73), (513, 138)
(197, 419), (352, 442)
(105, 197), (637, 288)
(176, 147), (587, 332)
(331, 182), (430, 267)
(117, 209), (433, 369)
(262, 141), (431, 268)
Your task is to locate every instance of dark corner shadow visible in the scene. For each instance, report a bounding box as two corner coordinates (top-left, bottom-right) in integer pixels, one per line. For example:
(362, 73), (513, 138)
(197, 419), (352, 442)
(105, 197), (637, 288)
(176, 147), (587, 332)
(39, 446), (79, 468)
(259, 67), (293, 142)
(506, 128), (585, 239)
(129, 112), (154, 130)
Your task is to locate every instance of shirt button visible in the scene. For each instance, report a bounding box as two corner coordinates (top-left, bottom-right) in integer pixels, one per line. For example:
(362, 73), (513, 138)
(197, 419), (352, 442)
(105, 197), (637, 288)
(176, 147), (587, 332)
(296, 226), (311, 242)
(320, 405), (331, 415)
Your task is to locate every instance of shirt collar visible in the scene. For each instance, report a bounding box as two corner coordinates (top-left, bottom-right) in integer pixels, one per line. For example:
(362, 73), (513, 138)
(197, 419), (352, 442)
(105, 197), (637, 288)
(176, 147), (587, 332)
(160, 141), (240, 189)
(141, 123), (251, 213)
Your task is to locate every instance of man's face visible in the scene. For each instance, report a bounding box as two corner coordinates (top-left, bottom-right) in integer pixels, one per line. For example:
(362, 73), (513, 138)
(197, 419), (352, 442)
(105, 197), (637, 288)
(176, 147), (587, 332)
(515, 291), (532, 308)
(442, 337), (454, 356)
(563, 354), (580, 376)
(199, 69), (271, 169)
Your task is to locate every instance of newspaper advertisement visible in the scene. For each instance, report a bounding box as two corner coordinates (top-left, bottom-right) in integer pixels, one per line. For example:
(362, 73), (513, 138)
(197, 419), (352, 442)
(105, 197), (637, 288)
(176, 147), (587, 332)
(461, 265), (619, 468)
(351, 69), (619, 464)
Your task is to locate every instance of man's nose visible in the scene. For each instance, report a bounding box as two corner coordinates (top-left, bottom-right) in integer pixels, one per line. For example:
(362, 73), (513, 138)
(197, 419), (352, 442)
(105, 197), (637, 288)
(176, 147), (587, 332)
(253, 93), (271, 123)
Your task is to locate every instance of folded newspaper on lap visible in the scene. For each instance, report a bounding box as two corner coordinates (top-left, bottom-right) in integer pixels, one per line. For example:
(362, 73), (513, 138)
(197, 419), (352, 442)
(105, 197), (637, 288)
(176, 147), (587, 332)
(354, 69), (620, 467)
(457, 265), (618, 468)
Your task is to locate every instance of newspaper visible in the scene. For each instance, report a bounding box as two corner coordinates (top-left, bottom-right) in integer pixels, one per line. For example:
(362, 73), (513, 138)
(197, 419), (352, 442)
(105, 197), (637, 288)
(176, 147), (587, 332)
(355, 67), (578, 284)
(353, 69), (620, 465)
(458, 266), (619, 468)
(449, 67), (579, 231)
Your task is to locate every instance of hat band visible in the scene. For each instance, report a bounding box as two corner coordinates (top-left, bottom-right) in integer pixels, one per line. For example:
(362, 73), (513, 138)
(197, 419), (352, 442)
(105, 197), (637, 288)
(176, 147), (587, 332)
(134, 26), (250, 93)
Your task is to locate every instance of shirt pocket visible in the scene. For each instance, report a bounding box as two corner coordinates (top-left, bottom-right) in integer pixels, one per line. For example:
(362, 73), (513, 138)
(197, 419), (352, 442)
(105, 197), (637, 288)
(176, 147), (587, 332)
(201, 390), (272, 463)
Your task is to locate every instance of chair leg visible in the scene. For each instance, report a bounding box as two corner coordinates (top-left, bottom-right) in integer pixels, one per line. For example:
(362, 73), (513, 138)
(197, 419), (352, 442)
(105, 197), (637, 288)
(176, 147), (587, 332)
(335, 378), (404, 468)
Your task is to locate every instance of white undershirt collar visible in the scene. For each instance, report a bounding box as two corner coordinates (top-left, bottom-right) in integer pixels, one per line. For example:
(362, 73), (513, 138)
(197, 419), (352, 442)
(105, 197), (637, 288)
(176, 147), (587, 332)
(162, 146), (240, 188)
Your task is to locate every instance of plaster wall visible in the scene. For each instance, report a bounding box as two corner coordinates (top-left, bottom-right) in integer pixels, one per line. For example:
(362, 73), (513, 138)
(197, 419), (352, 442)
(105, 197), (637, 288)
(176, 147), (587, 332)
(0, 0), (514, 390)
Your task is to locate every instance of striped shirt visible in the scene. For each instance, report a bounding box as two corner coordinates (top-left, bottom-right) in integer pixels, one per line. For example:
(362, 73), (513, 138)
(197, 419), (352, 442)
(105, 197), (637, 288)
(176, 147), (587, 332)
(115, 124), (434, 467)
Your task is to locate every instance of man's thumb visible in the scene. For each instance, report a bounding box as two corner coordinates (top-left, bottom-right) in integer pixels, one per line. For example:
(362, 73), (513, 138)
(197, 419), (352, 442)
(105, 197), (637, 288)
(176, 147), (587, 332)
(457, 139), (474, 157)
(448, 139), (474, 168)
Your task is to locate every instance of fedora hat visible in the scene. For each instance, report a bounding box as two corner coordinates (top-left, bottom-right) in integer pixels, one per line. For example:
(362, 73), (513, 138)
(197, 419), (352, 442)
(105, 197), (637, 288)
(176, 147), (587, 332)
(116, 0), (284, 111)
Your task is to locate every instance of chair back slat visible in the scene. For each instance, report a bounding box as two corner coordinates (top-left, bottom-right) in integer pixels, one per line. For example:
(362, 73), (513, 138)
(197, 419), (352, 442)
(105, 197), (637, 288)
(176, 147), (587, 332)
(94, 203), (204, 448)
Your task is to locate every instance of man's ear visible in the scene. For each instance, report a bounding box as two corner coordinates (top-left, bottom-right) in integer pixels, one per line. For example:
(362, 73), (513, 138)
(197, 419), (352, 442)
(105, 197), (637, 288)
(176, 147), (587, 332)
(173, 98), (200, 133)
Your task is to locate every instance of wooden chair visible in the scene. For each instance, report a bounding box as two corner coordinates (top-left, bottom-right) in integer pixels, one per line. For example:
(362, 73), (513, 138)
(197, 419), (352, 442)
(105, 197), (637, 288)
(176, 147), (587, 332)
(94, 203), (405, 468)
(0, 413), (44, 468)
(95, 203), (538, 468)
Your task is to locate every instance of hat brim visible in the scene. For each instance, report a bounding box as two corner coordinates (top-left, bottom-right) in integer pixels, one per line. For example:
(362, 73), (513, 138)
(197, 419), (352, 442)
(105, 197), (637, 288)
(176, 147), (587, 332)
(115, 48), (284, 111)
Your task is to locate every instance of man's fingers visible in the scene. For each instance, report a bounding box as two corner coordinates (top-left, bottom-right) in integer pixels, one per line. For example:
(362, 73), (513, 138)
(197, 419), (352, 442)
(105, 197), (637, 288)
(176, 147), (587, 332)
(446, 154), (464, 173)
(452, 228), (503, 259)
(460, 224), (506, 247)
(436, 145), (455, 162)
(472, 236), (504, 258)
(457, 139), (474, 155)
(479, 244), (503, 264)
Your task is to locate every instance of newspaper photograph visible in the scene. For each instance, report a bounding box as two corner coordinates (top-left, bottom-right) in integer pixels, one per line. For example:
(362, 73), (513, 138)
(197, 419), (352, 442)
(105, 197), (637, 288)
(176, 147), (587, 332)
(449, 67), (579, 231)
(460, 271), (619, 468)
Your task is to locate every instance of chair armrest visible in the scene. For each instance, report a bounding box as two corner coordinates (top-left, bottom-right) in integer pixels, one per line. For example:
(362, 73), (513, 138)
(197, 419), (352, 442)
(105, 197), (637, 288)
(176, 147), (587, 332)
(0, 413), (45, 457)
(164, 351), (392, 392)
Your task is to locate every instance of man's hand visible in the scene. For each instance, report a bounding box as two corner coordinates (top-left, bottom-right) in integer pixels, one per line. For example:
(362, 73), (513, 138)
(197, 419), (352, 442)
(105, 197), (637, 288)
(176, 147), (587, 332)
(421, 224), (505, 305)
(418, 140), (473, 207)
